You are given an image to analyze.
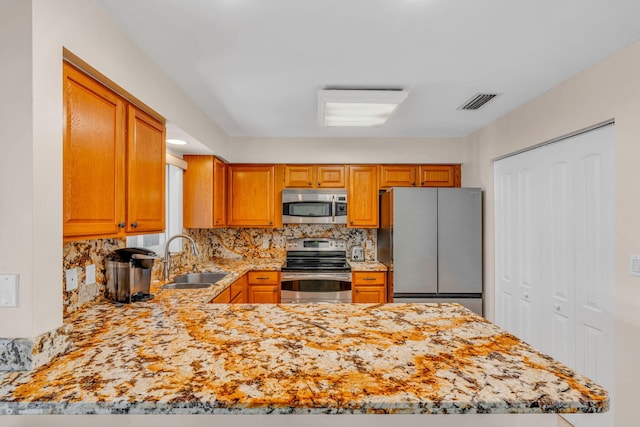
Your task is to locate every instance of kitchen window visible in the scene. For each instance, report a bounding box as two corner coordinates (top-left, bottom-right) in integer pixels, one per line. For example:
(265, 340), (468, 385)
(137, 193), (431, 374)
(126, 163), (183, 253)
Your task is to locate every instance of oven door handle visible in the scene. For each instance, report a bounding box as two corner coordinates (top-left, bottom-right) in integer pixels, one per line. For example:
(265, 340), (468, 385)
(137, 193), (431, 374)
(281, 273), (352, 282)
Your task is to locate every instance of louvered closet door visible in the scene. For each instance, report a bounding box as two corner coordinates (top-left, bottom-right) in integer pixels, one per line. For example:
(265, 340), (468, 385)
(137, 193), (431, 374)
(494, 125), (614, 427)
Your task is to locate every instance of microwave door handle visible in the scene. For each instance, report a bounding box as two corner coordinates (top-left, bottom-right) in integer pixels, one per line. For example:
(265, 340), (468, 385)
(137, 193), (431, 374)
(332, 195), (336, 223)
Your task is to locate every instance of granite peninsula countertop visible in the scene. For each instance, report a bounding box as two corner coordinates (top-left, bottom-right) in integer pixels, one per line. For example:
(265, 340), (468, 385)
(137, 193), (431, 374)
(0, 259), (607, 416)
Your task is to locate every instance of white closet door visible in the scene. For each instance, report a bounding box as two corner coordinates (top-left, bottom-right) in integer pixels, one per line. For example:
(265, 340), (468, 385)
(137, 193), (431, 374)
(494, 148), (543, 348)
(494, 125), (614, 427)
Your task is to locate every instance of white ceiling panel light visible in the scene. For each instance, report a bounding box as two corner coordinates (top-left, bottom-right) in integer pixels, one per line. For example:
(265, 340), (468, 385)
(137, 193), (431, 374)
(318, 89), (408, 127)
(166, 138), (188, 146)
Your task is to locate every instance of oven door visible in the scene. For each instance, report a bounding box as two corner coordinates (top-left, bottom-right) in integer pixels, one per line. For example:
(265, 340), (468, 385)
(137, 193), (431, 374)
(281, 272), (352, 303)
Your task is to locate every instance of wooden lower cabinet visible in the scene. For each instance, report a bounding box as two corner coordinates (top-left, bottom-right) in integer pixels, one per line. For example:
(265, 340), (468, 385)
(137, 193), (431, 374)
(230, 274), (247, 303)
(352, 271), (387, 303)
(248, 271), (280, 303)
(211, 286), (231, 304)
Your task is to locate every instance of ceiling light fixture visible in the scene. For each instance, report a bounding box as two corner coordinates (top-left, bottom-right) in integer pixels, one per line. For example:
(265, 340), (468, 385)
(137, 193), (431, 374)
(166, 138), (188, 146)
(318, 89), (408, 127)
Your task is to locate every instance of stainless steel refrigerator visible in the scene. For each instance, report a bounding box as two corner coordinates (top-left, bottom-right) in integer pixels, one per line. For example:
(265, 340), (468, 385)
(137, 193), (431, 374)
(377, 187), (483, 315)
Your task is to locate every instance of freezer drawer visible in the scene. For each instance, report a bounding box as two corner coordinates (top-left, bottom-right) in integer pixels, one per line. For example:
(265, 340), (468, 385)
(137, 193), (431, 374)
(393, 296), (483, 316)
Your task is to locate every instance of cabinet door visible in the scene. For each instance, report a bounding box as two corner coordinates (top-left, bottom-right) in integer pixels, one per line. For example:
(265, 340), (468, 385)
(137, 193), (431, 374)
(419, 165), (461, 187)
(316, 165), (345, 188)
(211, 287), (231, 304)
(353, 285), (386, 303)
(248, 284), (280, 303)
(183, 155), (214, 228)
(212, 157), (227, 227)
(379, 165), (417, 188)
(230, 274), (247, 303)
(63, 62), (126, 238)
(347, 165), (379, 228)
(183, 155), (226, 228)
(228, 165), (276, 226)
(284, 165), (314, 188)
(126, 105), (166, 233)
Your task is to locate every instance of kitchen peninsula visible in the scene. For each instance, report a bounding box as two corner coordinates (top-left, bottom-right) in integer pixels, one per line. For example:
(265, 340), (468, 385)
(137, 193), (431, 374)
(0, 262), (607, 417)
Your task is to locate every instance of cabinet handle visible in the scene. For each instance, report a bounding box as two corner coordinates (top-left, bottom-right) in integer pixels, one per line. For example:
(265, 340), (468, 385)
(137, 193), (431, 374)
(118, 222), (126, 228)
(362, 277), (376, 281)
(131, 221), (138, 228)
(256, 276), (270, 280)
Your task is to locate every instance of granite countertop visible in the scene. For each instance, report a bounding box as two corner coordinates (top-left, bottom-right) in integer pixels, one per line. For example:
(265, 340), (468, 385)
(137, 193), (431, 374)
(348, 260), (387, 271)
(0, 259), (607, 416)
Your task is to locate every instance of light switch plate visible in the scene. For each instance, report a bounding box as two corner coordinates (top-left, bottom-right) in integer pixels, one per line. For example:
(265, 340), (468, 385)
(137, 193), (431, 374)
(85, 264), (96, 285)
(65, 268), (78, 291)
(630, 255), (640, 277)
(0, 274), (19, 307)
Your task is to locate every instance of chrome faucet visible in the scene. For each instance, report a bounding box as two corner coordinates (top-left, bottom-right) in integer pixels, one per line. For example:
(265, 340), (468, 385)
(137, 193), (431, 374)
(163, 234), (200, 281)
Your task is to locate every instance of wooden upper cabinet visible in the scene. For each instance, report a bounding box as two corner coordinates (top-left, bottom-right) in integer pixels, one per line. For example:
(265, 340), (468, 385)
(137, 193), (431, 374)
(63, 62), (166, 240)
(418, 165), (461, 187)
(347, 165), (378, 228)
(126, 105), (166, 233)
(228, 164), (281, 227)
(283, 165), (345, 188)
(63, 62), (126, 238)
(379, 165), (417, 188)
(183, 155), (226, 228)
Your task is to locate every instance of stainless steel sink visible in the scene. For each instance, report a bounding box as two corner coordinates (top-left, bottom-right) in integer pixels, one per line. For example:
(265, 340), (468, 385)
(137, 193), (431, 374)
(161, 282), (212, 290)
(173, 272), (228, 284)
(161, 272), (228, 290)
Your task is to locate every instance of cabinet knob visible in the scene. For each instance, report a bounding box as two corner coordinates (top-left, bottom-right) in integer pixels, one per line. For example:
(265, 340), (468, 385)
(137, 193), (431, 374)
(356, 289), (360, 293)
(421, 182), (425, 185)
(317, 182), (321, 186)
(350, 221), (354, 225)
(308, 181), (313, 186)
(273, 287), (277, 292)
(118, 222), (126, 228)
(131, 221), (138, 228)
(269, 221), (273, 225)
(411, 182), (416, 186)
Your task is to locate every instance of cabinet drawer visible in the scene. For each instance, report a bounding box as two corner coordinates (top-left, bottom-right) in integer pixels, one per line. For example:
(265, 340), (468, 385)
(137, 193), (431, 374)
(248, 271), (279, 284)
(210, 286), (231, 303)
(352, 272), (386, 285)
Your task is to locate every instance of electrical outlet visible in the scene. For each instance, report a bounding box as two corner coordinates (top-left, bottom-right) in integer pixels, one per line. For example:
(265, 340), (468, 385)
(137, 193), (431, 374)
(0, 274), (19, 307)
(630, 255), (640, 277)
(85, 264), (96, 285)
(262, 237), (270, 249)
(365, 240), (373, 249)
(65, 268), (78, 292)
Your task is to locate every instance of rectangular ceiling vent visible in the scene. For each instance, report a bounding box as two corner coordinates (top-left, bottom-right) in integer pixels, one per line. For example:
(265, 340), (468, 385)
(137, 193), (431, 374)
(458, 93), (499, 110)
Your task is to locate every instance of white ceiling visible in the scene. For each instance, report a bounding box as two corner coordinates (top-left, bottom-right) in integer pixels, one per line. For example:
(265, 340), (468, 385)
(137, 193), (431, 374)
(96, 0), (640, 139)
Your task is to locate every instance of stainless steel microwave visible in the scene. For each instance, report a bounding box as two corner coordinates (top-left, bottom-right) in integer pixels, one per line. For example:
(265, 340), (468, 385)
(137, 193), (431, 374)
(282, 189), (347, 224)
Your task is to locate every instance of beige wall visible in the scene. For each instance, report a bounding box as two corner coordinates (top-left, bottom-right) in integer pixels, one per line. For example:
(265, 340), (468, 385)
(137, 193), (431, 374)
(464, 38), (640, 426)
(229, 137), (464, 164)
(0, 0), (230, 338)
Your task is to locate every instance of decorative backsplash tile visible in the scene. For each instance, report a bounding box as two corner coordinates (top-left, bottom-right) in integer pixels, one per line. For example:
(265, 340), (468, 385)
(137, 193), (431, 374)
(62, 226), (377, 318)
(186, 225), (376, 261)
(62, 238), (125, 318)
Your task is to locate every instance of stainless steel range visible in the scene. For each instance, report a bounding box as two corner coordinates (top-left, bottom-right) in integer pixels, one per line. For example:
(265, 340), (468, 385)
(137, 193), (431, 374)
(281, 238), (352, 303)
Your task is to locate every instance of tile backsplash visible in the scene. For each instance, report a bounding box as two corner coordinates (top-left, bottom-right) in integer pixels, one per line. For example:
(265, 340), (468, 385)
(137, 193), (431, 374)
(186, 225), (376, 260)
(62, 225), (376, 319)
(62, 238), (125, 318)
